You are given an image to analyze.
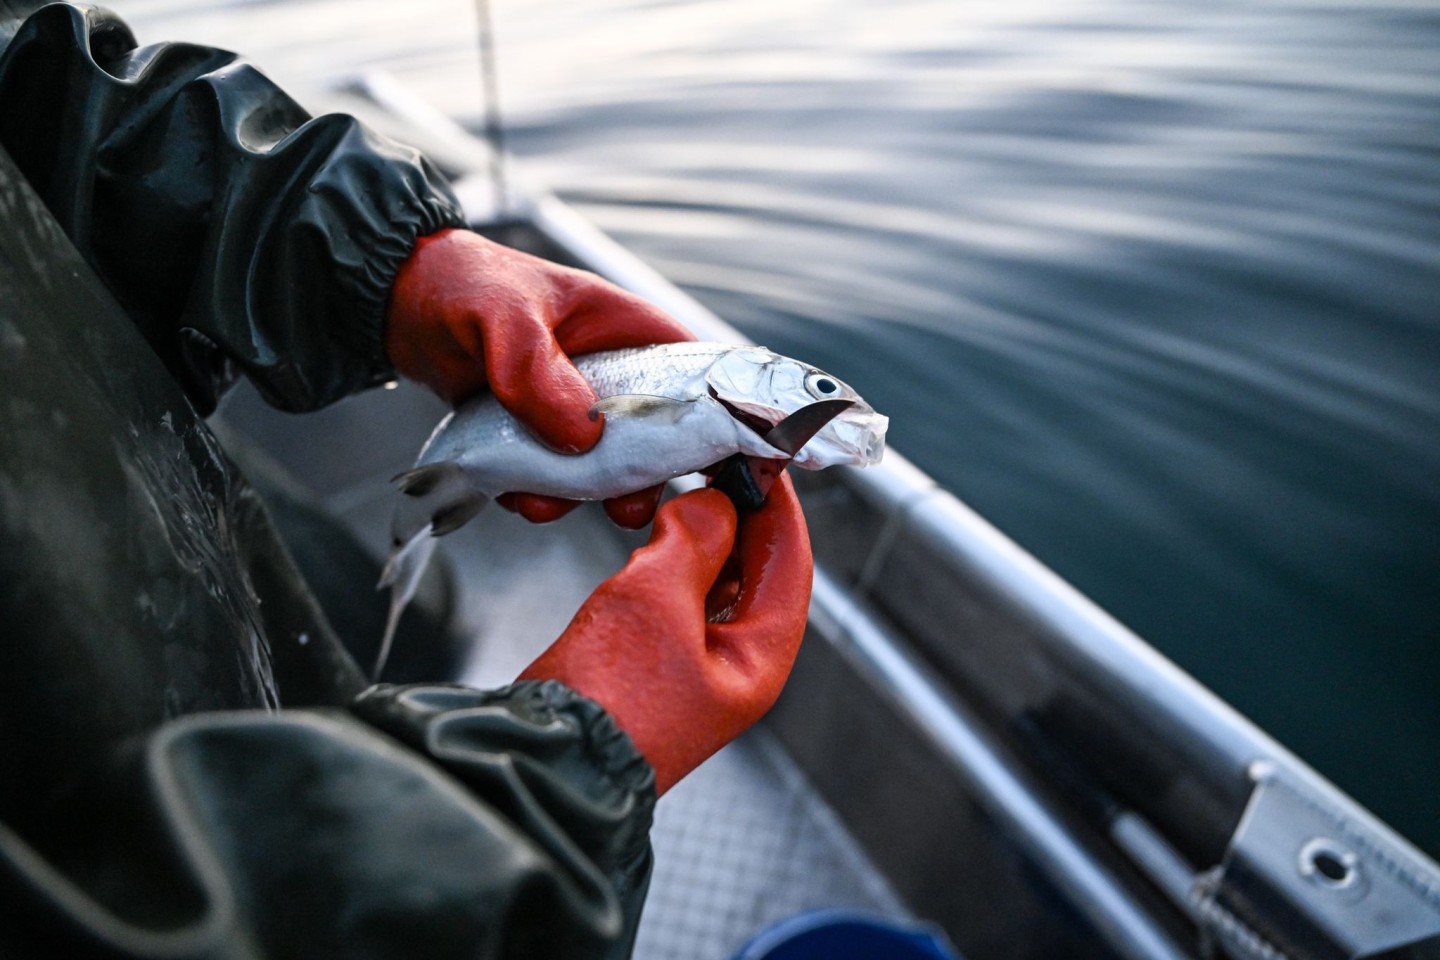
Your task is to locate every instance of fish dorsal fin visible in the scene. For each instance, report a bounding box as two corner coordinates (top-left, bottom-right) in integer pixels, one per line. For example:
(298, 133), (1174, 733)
(589, 394), (694, 423)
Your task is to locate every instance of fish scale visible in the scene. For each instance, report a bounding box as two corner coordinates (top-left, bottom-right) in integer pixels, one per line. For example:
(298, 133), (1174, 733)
(574, 342), (731, 396)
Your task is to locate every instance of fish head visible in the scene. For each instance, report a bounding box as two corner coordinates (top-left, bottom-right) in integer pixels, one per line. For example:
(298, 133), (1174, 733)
(705, 347), (889, 470)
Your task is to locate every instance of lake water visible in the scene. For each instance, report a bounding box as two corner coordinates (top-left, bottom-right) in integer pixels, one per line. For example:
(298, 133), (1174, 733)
(125, 0), (1440, 856)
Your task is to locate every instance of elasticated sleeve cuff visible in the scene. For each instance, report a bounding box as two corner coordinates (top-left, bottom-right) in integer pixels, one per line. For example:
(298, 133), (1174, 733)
(351, 680), (657, 912)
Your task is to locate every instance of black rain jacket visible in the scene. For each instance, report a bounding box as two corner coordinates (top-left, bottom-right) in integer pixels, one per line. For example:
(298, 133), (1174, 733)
(0, 4), (656, 957)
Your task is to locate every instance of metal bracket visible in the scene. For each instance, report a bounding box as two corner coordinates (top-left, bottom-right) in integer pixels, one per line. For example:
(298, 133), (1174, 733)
(1201, 763), (1440, 959)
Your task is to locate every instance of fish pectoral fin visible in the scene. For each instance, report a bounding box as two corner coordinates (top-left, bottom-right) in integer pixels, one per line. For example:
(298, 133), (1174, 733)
(589, 394), (694, 424)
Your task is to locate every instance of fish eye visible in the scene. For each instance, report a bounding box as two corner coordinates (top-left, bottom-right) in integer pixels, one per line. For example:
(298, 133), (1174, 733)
(806, 372), (841, 398)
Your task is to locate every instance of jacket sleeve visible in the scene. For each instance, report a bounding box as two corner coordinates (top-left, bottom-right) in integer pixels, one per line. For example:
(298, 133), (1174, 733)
(0, 681), (656, 960)
(0, 3), (466, 413)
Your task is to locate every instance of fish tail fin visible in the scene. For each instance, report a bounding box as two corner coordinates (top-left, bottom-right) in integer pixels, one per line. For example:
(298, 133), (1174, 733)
(374, 527), (437, 681)
(374, 462), (486, 680)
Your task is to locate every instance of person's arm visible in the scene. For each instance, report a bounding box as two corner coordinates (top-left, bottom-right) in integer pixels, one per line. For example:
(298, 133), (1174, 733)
(0, 2), (465, 414)
(0, 4), (697, 526)
(0, 480), (810, 959)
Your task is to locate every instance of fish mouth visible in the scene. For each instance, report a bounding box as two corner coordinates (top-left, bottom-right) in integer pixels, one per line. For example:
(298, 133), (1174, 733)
(793, 410), (889, 469)
(711, 388), (886, 468)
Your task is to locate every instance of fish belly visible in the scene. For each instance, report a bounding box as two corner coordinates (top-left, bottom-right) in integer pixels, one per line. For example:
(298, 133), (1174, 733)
(445, 399), (743, 502)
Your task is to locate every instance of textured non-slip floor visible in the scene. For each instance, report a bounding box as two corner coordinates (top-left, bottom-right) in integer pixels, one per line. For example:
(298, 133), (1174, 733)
(637, 729), (909, 960)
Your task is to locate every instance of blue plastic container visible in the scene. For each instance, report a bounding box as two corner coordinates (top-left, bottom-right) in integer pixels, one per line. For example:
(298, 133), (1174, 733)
(733, 909), (961, 960)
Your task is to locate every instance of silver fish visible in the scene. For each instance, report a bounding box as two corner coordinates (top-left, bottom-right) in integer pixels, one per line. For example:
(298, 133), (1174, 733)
(375, 341), (888, 676)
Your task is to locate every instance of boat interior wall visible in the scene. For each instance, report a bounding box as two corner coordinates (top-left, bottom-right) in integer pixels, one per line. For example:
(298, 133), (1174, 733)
(772, 571), (1195, 959)
(797, 464), (1248, 867)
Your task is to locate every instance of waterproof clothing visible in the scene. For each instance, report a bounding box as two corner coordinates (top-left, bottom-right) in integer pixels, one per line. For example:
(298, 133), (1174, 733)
(0, 0), (461, 414)
(0, 4), (656, 957)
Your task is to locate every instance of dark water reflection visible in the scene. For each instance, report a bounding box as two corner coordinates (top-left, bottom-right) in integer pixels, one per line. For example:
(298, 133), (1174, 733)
(127, 0), (1440, 854)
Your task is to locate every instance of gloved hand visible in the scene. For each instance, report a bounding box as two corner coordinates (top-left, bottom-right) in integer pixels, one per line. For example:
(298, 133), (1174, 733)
(385, 228), (695, 528)
(518, 476), (812, 795)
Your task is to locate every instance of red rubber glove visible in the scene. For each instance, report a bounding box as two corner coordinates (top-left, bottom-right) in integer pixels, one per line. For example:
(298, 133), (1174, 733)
(385, 228), (695, 528)
(519, 476), (812, 795)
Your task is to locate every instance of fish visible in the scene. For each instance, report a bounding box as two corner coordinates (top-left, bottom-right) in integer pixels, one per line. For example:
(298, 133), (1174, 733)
(374, 341), (888, 678)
